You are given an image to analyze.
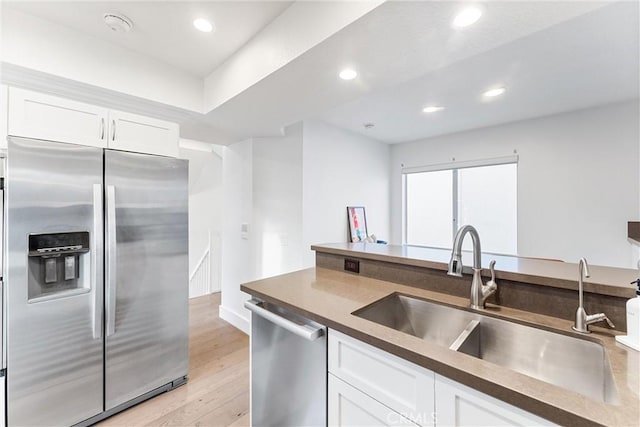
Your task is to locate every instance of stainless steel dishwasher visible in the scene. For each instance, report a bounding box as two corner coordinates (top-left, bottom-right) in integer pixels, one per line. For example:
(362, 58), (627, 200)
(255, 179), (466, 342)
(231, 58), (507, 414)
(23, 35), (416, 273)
(245, 298), (327, 427)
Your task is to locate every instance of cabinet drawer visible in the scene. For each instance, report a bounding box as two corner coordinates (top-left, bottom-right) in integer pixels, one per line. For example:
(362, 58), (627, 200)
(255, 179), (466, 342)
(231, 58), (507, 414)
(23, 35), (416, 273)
(434, 375), (556, 427)
(329, 329), (434, 424)
(329, 373), (419, 427)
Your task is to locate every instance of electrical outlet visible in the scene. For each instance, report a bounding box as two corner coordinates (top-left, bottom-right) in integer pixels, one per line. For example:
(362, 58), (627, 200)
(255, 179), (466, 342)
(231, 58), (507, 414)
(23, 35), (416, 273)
(344, 258), (360, 273)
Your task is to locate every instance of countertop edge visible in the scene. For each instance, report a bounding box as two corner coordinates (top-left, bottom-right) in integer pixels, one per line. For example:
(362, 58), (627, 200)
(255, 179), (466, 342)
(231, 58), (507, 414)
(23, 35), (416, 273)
(312, 243), (637, 298)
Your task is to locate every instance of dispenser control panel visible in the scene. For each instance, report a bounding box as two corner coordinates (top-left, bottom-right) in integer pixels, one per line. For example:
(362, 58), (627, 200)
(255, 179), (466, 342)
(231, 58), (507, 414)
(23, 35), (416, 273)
(27, 232), (90, 300)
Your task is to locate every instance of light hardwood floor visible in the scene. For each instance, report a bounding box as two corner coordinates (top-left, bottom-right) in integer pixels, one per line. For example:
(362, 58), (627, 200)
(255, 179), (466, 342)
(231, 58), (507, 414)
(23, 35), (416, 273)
(98, 293), (250, 427)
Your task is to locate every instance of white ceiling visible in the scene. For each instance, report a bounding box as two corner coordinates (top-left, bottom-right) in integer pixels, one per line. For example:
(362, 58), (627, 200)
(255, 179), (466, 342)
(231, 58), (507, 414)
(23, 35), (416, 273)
(2, 1), (638, 145)
(319, 1), (640, 143)
(3, 0), (292, 77)
(201, 1), (631, 142)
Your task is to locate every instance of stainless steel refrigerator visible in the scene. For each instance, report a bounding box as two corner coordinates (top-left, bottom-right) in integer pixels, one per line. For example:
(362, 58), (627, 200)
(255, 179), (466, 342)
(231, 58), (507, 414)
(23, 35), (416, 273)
(4, 136), (188, 426)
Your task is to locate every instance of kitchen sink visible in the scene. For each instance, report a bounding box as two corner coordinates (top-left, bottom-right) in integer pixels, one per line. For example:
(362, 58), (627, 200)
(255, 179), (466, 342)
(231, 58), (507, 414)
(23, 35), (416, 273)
(352, 293), (619, 404)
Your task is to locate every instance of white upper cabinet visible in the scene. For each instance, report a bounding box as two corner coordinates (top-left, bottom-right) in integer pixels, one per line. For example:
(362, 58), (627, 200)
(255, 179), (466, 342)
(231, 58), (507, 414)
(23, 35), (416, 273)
(107, 110), (178, 157)
(7, 87), (179, 157)
(8, 87), (108, 148)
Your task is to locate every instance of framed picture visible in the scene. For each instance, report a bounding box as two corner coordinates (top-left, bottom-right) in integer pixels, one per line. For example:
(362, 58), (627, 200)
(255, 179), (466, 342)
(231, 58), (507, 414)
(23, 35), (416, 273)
(347, 206), (368, 242)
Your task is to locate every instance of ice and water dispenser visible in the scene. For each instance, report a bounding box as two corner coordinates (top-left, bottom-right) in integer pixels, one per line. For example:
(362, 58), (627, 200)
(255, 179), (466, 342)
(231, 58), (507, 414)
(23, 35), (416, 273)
(27, 232), (90, 300)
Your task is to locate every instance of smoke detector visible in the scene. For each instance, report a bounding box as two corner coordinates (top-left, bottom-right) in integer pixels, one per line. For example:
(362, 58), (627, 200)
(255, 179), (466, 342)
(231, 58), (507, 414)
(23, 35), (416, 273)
(103, 13), (133, 33)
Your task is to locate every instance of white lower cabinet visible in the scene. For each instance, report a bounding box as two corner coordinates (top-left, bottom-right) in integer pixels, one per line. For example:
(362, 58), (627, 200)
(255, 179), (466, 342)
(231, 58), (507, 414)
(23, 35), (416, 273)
(329, 329), (435, 427)
(329, 374), (419, 427)
(328, 329), (555, 427)
(434, 375), (555, 427)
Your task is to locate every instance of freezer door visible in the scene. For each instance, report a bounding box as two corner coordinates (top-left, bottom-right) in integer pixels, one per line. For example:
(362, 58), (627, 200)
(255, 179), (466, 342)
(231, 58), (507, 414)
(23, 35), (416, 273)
(6, 137), (104, 426)
(104, 149), (188, 410)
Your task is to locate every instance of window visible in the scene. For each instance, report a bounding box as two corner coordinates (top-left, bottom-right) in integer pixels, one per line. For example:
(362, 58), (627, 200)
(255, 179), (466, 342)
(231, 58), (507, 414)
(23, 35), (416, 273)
(404, 158), (517, 255)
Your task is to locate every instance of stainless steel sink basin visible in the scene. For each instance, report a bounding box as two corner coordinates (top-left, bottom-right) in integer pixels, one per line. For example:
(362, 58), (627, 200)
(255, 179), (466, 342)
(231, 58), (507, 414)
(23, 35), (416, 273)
(353, 293), (619, 404)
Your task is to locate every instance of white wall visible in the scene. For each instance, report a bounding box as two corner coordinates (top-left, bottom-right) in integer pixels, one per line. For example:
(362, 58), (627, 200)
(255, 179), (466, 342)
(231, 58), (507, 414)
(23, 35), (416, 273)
(391, 100), (640, 268)
(220, 139), (253, 334)
(218, 124), (305, 333)
(0, 84), (7, 142)
(219, 120), (390, 333)
(220, 131), (305, 333)
(253, 123), (304, 278)
(1, 8), (203, 112)
(179, 142), (223, 297)
(302, 120), (390, 267)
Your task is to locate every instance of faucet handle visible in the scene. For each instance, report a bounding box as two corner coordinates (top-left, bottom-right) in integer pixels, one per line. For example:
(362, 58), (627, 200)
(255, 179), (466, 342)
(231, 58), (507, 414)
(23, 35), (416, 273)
(484, 260), (498, 300)
(586, 312), (616, 329)
(489, 260), (496, 282)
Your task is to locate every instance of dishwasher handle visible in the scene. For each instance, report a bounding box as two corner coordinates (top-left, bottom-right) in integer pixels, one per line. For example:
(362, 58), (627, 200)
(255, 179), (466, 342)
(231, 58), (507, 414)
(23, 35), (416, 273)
(244, 299), (325, 342)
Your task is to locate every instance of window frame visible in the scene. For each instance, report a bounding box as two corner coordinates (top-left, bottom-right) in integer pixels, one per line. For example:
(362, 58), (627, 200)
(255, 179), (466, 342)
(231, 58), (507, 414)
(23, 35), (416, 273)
(402, 155), (518, 252)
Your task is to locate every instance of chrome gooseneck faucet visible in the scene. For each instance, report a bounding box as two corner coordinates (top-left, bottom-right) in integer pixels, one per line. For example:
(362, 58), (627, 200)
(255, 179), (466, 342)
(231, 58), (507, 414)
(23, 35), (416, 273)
(447, 225), (497, 309)
(572, 257), (615, 333)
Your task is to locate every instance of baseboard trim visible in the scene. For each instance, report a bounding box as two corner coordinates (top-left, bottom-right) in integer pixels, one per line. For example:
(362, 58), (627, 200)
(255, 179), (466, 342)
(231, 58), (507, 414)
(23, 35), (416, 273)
(219, 305), (250, 335)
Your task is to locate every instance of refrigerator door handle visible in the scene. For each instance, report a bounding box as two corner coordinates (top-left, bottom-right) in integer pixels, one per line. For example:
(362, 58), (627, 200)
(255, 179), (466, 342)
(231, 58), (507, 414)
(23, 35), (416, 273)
(92, 184), (103, 340)
(106, 185), (117, 336)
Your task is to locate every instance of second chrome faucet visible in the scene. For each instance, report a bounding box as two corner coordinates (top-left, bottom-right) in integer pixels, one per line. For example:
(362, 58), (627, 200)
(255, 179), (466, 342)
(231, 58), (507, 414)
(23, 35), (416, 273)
(447, 225), (497, 309)
(572, 257), (615, 333)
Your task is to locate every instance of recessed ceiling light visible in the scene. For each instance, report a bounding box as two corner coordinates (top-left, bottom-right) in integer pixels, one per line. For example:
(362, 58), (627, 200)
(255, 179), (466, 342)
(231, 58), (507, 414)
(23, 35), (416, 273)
(483, 87), (506, 98)
(423, 106), (445, 113)
(193, 18), (214, 33)
(452, 5), (483, 28)
(339, 69), (358, 80)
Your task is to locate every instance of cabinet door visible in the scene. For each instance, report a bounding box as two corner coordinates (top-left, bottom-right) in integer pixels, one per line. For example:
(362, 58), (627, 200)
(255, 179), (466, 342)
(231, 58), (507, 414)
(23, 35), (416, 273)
(1, 84), (8, 149)
(8, 87), (108, 148)
(329, 374), (419, 427)
(108, 110), (178, 157)
(329, 329), (435, 423)
(434, 375), (556, 427)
